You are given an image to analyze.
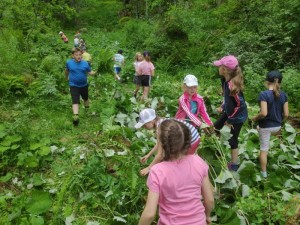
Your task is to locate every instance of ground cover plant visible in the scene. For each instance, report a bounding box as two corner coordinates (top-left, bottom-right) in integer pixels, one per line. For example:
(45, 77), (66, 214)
(0, 0), (300, 224)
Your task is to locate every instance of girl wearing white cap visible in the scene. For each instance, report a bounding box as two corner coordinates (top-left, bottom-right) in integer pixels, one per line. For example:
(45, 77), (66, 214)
(135, 108), (201, 176)
(175, 74), (213, 131)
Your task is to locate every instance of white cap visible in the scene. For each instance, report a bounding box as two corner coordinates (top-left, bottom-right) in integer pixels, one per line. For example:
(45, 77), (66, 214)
(59, 31), (63, 35)
(134, 108), (156, 129)
(183, 74), (198, 87)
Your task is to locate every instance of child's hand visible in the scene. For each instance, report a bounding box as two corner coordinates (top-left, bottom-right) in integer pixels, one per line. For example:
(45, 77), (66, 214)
(140, 154), (150, 164)
(216, 107), (223, 114)
(225, 122), (233, 129)
(140, 167), (150, 176)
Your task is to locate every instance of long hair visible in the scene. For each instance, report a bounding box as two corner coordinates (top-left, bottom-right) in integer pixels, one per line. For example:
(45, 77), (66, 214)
(143, 51), (151, 62)
(226, 66), (244, 95)
(271, 78), (281, 99)
(158, 119), (191, 161)
(134, 52), (143, 62)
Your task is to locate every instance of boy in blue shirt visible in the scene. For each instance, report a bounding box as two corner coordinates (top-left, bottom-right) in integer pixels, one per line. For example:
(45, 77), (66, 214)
(65, 48), (96, 126)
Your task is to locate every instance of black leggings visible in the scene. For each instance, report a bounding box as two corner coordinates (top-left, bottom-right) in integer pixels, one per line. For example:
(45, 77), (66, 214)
(214, 113), (244, 149)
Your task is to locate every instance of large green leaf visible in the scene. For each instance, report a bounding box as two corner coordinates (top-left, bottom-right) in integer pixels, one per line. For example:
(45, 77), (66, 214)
(215, 169), (233, 184)
(26, 191), (52, 215)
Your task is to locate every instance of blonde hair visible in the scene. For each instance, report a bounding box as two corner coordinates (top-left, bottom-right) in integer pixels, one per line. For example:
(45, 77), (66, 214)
(269, 79), (281, 99)
(225, 66), (244, 95)
(134, 52), (143, 62)
(158, 119), (191, 161)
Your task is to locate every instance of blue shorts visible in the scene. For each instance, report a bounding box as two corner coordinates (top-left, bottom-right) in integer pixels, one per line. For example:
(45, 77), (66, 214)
(114, 67), (121, 74)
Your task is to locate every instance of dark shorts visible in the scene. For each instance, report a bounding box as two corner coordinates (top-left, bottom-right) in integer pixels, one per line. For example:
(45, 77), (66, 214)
(114, 67), (121, 74)
(214, 112), (244, 149)
(70, 85), (88, 104)
(133, 76), (142, 85)
(140, 75), (151, 87)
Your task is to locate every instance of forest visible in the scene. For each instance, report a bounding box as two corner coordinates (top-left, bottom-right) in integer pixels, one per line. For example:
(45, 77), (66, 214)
(0, 0), (299, 224)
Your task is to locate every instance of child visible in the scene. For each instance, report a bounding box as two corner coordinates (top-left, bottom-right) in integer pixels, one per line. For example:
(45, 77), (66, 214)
(82, 48), (92, 67)
(137, 51), (155, 101)
(133, 52), (144, 98)
(213, 55), (248, 171)
(138, 119), (214, 225)
(74, 35), (79, 47)
(251, 71), (288, 178)
(135, 108), (201, 176)
(113, 49), (125, 81)
(59, 31), (68, 43)
(79, 39), (86, 51)
(175, 74), (214, 130)
(65, 48), (96, 126)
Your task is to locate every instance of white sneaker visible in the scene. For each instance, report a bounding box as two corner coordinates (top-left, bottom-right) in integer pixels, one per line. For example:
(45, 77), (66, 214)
(261, 171), (268, 178)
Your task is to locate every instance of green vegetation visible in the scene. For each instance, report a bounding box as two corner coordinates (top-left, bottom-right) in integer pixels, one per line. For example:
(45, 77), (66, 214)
(0, 0), (299, 224)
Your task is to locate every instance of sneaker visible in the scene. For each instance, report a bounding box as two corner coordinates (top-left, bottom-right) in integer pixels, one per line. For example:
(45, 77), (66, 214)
(261, 171), (268, 178)
(228, 162), (239, 172)
(73, 115), (79, 126)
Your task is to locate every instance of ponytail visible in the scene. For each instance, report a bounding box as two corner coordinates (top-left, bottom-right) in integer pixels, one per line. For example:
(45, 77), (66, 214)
(228, 66), (244, 95)
(144, 55), (151, 62)
(272, 78), (280, 99)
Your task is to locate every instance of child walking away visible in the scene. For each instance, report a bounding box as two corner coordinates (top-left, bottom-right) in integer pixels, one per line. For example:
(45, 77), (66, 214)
(113, 49), (125, 81)
(251, 71), (288, 178)
(213, 55), (248, 171)
(135, 108), (200, 176)
(74, 35), (79, 47)
(175, 74), (214, 131)
(133, 52), (144, 98)
(137, 51), (155, 101)
(59, 31), (68, 43)
(65, 48), (96, 126)
(138, 119), (214, 225)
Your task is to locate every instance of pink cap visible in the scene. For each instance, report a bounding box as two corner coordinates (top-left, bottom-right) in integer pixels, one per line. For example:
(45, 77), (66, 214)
(213, 55), (239, 70)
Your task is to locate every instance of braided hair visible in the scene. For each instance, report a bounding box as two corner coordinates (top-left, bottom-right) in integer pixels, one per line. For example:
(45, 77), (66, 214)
(158, 119), (191, 161)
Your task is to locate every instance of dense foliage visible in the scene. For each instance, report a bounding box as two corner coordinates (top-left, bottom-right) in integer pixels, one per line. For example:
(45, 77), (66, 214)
(0, 0), (299, 224)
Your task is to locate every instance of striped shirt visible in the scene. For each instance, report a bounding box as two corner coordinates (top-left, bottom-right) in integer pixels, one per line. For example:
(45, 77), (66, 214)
(158, 118), (200, 144)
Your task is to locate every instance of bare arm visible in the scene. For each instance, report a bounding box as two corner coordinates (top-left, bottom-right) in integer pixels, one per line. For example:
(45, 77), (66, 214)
(201, 176), (214, 221)
(140, 143), (163, 176)
(138, 190), (159, 225)
(140, 143), (158, 163)
(283, 102), (289, 120)
(252, 101), (268, 121)
(65, 69), (69, 81)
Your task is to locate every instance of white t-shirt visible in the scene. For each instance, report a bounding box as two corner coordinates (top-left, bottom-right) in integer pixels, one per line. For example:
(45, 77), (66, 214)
(114, 53), (124, 67)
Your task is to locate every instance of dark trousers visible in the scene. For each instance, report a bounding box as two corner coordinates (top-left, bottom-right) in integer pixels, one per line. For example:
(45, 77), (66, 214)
(214, 113), (244, 149)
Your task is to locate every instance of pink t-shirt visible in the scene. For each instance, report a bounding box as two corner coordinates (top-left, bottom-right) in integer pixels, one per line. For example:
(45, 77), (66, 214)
(147, 155), (209, 225)
(137, 60), (155, 76)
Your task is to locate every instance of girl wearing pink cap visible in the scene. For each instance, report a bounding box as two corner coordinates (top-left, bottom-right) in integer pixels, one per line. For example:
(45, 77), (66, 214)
(175, 74), (214, 131)
(213, 55), (248, 171)
(138, 119), (214, 225)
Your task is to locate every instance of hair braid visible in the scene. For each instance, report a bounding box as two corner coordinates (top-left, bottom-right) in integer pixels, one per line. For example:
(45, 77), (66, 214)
(159, 119), (191, 161)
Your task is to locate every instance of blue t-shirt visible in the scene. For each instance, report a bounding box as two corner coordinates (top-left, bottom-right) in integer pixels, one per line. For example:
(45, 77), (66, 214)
(258, 90), (288, 128)
(66, 59), (91, 87)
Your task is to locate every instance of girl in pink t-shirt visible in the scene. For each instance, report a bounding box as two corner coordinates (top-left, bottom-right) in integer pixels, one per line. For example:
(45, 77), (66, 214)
(137, 51), (155, 101)
(138, 119), (214, 225)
